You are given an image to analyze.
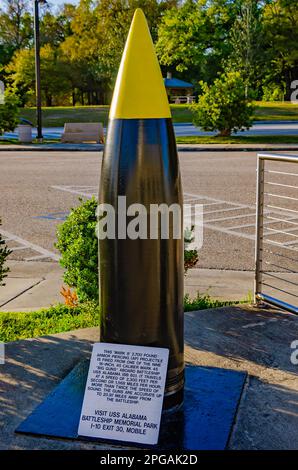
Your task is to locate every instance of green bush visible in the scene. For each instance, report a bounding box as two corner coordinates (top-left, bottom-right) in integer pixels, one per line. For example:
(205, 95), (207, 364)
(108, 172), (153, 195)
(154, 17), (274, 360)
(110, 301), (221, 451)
(191, 71), (254, 137)
(0, 91), (19, 135)
(0, 219), (11, 286)
(56, 197), (98, 302)
(56, 198), (199, 301)
(0, 301), (99, 342)
(262, 82), (285, 102)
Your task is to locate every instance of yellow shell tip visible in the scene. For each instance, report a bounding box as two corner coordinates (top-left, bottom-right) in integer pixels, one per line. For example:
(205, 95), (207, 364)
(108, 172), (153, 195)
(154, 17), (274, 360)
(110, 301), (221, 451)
(109, 9), (171, 119)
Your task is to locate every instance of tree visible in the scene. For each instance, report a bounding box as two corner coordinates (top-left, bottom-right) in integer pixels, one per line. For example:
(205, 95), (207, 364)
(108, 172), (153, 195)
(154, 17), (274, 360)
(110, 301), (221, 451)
(156, 0), (237, 84)
(40, 5), (76, 47)
(263, 0), (298, 100)
(0, 1), (32, 50)
(0, 0), (33, 85)
(191, 71), (254, 136)
(224, 0), (266, 97)
(0, 219), (12, 287)
(61, 0), (178, 104)
(6, 45), (73, 106)
(0, 90), (19, 134)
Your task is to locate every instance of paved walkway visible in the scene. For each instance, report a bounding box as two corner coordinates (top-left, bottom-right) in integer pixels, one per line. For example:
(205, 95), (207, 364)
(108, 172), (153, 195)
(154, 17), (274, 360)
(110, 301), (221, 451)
(1, 304), (297, 449)
(0, 262), (63, 311)
(1, 142), (298, 152)
(3, 121), (298, 140)
(0, 261), (254, 311)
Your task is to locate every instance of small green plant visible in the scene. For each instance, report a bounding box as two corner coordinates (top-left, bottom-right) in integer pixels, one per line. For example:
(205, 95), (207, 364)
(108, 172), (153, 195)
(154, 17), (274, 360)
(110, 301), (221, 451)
(0, 219), (12, 286)
(191, 71), (254, 137)
(184, 225), (199, 274)
(183, 293), (237, 311)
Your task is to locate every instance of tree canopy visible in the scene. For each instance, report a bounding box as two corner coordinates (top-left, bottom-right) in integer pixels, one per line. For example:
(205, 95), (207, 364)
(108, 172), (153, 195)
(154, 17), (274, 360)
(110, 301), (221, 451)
(0, 0), (296, 105)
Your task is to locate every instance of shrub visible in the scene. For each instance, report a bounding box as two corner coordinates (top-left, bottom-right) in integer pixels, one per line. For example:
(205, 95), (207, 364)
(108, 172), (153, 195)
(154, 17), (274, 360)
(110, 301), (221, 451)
(262, 82), (285, 102)
(0, 91), (19, 135)
(191, 71), (254, 137)
(56, 198), (199, 301)
(0, 219), (11, 287)
(56, 197), (98, 302)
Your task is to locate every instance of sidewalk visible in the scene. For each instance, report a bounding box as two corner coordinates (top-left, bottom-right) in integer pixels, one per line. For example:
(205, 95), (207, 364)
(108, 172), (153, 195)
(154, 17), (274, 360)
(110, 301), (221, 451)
(1, 142), (298, 152)
(0, 261), (63, 311)
(0, 261), (254, 312)
(1, 304), (298, 449)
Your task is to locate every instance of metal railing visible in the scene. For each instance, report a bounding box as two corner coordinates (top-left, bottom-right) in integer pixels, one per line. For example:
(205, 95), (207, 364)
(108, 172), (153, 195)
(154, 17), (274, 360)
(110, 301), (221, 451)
(255, 153), (298, 314)
(170, 95), (195, 104)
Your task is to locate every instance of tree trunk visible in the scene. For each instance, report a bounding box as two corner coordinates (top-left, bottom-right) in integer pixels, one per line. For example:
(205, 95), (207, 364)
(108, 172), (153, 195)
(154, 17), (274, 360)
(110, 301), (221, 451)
(218, 129), (231, 137)
(45, 94), (52, 107)
(285, 68), (292, 101)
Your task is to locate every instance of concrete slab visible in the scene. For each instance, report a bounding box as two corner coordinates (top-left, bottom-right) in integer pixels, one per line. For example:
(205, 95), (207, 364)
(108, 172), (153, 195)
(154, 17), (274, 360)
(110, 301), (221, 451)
(0, 261), (295, 311)
(1, 262), (255, 312)
(1, 305), (297, 449)
(185, 268), (253, 301)
(0, 261), (64, 311)
(0, 277), (42, 308)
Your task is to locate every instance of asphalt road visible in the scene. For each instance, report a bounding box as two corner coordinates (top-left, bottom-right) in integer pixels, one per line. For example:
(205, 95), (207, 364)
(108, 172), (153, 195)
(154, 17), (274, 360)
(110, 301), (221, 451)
(1, 149), (298, 273)
(3, 120), (298, 139)
(0, 150), (256, 271)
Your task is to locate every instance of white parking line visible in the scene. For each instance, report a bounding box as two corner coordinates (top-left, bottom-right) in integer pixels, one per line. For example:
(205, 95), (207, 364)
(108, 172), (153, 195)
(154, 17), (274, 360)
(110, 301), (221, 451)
(206, 213), (256, 224)
(51, 185), (96, 198)
(1, 229), (59, 261)
(50, 185), (298, 248)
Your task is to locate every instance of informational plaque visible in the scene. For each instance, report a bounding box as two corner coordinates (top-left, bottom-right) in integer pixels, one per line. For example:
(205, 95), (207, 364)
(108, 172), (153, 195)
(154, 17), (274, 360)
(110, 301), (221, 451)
(78, 343), (169, 445)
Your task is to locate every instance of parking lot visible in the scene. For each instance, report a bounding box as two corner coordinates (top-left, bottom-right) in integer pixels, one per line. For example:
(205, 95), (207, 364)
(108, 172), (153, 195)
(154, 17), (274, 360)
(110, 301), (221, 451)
(0, 149), (258, 270)
(0, 149), (298, 274)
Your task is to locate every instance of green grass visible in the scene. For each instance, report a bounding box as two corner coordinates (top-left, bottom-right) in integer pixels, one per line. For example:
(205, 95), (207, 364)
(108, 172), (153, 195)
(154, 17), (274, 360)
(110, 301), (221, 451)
(20, 105), (110, 128)
(0, 138), (60, 145)
(19, 105), (190, 127)
(0, 302), (100, 342)
(18, 101), (298, 127)
(2, 135), (298, 146)
(176, 135), (298, 145)
(0, 294), (248, 342)
(170, 104), (193, 123)
(253, 101), (298, 121)
(184, 293), (240, 312)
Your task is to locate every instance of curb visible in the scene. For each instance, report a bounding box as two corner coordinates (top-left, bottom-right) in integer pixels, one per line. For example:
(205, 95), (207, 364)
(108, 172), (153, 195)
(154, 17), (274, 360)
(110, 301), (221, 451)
(177, 145), (298, 152)
(0, 144), (104, 152)
(1, 144), (298, 152)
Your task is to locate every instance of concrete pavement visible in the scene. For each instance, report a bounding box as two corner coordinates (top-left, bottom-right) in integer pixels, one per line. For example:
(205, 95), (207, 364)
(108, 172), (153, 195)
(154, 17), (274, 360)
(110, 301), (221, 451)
(0, 261), (63, 311)
(0, 261), (254, 312)
(1, 304), (297, 449)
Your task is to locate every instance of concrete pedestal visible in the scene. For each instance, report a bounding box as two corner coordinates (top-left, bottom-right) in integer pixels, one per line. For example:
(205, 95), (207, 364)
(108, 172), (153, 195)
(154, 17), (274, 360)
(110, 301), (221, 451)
(16, 360), (246, 450)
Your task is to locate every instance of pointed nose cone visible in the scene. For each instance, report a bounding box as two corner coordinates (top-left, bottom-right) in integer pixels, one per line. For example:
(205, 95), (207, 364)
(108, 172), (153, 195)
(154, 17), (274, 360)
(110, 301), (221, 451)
(109, 8), (171, 119)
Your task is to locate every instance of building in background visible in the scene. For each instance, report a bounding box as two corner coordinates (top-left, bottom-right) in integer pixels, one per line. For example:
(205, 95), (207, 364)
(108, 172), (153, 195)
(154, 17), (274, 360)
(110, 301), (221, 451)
(164, 72), (194, 104)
